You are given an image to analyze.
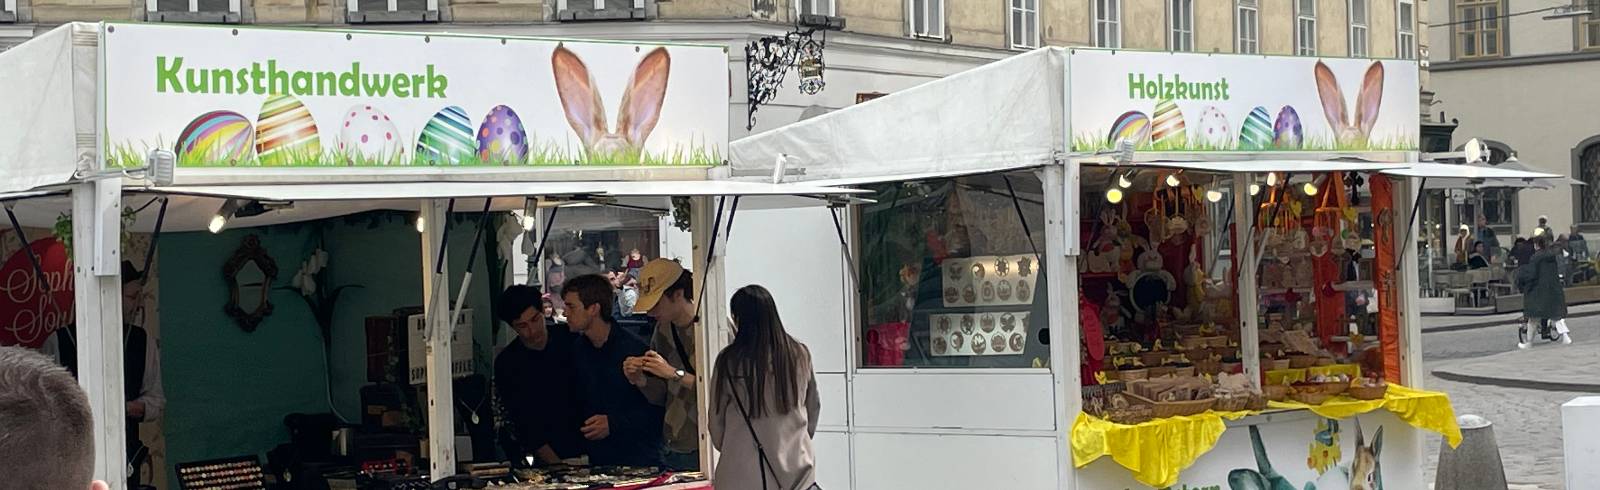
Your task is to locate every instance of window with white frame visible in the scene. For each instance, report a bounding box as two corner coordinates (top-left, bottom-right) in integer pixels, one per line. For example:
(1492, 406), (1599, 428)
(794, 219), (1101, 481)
(1094, 0), (1122, 48)
(1236, 0), (1259, 54)
(1, 0), (15, 22)
(1454, 0), (1505, 59)
(1349, 0), (1369, 57)
(1398, 0), (1416, 59)
(1010, 0), (1040, 49)
(908, 0), (945, 39)
(556, 0), (649, 21)
(1295, 0), (1317, 56)
(1168, 0), (1194, 52)
(1582, 10), (1600, 50)
(796, 0), (835, 17)
(147, 0), (243, 22)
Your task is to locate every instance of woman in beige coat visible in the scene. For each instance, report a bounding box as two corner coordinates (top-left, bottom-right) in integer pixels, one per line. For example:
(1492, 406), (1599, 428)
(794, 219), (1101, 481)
(710, 285), (822, 490)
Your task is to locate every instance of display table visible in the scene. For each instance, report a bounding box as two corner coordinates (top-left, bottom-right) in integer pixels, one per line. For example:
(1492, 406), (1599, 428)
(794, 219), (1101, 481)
(1265, 364), (1362, 385)
(1071, 384), (1461, 488)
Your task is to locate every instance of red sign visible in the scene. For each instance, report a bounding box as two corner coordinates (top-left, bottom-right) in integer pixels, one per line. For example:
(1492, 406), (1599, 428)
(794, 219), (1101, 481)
(0, 238), (74, 348)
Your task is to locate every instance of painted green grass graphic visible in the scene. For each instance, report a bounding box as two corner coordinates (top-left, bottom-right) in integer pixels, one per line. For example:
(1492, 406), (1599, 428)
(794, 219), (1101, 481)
(108, 134), (723, 168)
(1071, 131), (1416, 153)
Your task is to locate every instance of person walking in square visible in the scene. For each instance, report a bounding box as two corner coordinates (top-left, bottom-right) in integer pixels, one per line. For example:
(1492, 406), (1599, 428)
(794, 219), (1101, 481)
(1518, 235), (1573, 348)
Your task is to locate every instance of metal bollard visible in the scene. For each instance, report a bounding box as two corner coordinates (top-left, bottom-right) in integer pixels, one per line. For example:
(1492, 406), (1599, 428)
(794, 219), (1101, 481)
(1435, 414), (1509, 490)
(1564, 397), (1600, 490)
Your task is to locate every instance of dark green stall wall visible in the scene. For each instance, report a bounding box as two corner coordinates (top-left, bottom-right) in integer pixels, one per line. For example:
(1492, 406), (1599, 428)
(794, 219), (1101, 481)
(159, 215), (502, 483)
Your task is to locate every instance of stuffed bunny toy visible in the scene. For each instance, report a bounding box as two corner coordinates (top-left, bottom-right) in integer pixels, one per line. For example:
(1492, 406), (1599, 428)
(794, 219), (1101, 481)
(1128, 249), (1175, 313)
(1314, 61), (1385, 146)
(552, 45), (672, 163)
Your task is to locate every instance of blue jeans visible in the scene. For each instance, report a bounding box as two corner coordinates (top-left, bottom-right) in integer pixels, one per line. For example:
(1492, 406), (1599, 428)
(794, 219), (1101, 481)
(661, 448), (699, 472)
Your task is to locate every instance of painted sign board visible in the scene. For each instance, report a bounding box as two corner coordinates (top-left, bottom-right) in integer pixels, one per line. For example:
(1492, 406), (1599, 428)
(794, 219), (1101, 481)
(101, 23), (730, 170)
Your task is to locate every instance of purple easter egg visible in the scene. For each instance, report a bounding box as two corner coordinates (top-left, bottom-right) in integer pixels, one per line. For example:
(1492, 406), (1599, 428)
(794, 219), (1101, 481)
(476, 105), (529, 164)
(1273, 106), (1303, 149)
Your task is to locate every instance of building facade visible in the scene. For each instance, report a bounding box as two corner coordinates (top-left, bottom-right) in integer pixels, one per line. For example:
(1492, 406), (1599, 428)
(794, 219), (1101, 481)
(1429, 0), (1600, 236)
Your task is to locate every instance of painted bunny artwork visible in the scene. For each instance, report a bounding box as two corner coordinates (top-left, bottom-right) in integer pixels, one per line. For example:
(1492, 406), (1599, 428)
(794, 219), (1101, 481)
(1228, 419), (1385, 490)
(552, 45), (672, 163)
(1314, 61), (1385, 146)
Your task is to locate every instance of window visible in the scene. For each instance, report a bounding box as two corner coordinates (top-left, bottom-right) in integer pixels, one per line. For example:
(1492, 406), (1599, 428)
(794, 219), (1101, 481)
(908, 0), (945, 39)
(1398, 0), (1417, 59)
(1236, 0), (1259, 54)
(146, 0), (242, 23)
(1, 0), (14, 22)
(1009, 0), (1040, 50)
(1454, 0), (1505, 59)
(1094, 0), (1122, 48)
(349, 0), (440, 23)
(556, 0), (650, 21)
(796, 0), (835, 17)
(1579, 140), (1600, 223)
(1481, 188), (1517, 228)
(1348, 0), (1369, 57)
(1296, 0), (1317, 56)
(1168, 0), (1194, 52)
(1583, 11), (1600, 50)
(858, 173), (1050, 369)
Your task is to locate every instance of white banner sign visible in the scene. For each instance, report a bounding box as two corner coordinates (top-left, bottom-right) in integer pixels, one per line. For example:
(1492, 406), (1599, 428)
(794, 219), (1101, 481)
(102, 23), (729, 170)
(1070, 50), (1420, 153)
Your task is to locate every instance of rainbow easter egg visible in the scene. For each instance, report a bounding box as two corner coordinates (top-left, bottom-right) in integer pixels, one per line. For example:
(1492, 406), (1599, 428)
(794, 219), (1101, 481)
(255, 94), (321, 166)
(1273, 106), (1303, 149)
(1197, 106), (1232, 149)
(175, 110), (255, 166)
(417, 106), (475, 165)
(1151, 99), (1187, 147)
(1239, 106), (1274, 150)
(1106, 111), (1152, 147)
(339, 105), (403, 164)
(477, 105), (529, 164)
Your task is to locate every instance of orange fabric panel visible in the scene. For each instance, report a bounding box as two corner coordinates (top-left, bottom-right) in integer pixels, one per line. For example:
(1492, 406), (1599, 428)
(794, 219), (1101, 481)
(1314, 174), (1344, 347)
(1371, 175), (1402, 384)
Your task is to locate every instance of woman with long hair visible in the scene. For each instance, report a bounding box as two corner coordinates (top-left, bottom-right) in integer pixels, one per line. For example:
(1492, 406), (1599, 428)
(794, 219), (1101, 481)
(711, 285), (821, 490)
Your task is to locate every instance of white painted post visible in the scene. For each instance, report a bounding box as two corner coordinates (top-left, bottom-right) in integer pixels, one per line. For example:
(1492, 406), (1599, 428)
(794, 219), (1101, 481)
(1235, 176), (1262, 382)
(73, 179), (126, 490)
(420, 199), (455, 481)
(1394, 176), (1426, 388)
(691, 196), (730, 475)
(1043, 163), (1079, 490)
(1563, 397), (1600, 489)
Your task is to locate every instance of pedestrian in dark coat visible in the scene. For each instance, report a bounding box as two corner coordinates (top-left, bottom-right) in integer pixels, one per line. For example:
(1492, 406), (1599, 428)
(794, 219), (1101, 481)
(1518, 236), (1573, 348)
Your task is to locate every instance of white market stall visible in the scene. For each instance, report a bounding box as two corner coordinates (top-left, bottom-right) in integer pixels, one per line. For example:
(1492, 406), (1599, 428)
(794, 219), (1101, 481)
(0, 21), (865, 489)
(727, 47), (1469, 489)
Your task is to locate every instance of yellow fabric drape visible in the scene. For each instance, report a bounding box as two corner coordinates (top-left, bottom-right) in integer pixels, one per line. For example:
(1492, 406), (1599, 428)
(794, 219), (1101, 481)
(1071, 385), (1462, 488)
(1265, 364), (1362, 385)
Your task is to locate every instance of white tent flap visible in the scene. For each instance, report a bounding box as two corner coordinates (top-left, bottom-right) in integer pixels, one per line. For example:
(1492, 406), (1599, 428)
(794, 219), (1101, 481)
(0, 24), (96, 194)
(1381, 163), (1561, 179)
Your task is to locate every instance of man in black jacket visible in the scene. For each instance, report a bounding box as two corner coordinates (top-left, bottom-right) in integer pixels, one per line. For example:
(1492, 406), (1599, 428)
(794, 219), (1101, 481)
(493, 285), (585, 466)
(562, 274), (664, 467)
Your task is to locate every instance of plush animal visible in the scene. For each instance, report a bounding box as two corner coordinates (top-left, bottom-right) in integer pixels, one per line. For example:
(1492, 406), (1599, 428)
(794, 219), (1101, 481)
(1128, 249), (1176, 314)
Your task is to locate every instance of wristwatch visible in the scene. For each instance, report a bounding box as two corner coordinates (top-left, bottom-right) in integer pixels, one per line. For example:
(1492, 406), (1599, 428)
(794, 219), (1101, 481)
(674, 369), (687, 381)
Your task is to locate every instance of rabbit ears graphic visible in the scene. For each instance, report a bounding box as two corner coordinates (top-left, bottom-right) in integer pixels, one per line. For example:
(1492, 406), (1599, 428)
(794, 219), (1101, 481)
(552, 45), (672, 159)
(1314, 61), (1385, 144)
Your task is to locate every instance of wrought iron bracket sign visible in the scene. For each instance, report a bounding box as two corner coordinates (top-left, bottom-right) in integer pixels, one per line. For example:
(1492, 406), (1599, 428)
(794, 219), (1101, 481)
(745, 15), (843, 131)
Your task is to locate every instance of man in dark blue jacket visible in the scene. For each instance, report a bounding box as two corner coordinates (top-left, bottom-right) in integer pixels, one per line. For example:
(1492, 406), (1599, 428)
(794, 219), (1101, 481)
(562, 274), (664, 467)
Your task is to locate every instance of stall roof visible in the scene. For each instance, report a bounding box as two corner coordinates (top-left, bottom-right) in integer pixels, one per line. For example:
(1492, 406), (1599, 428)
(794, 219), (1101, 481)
(730, 48), (1063, 183)
(1381, 163), (1560, 179)
(149, 180), (867, 201)
(1124, 160), (1409, 174)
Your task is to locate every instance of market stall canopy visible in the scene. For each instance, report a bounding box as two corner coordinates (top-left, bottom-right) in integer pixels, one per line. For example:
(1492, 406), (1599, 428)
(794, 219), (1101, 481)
(1391, 162), (1579, 190)
(0, 24), (96, 195)
(1123, 160), (1408, 174)
(730, 48), (1063, 183)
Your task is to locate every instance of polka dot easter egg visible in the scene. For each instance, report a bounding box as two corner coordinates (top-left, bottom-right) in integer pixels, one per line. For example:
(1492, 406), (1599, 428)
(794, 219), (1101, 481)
(417, 106), (475, 165)
(255, 94), (321, 166)
(477, 105), (529, 164)
(339, 105), (403, 165)
(1273, 106), (1303, 149)
(1197, 106), (1232, 149)
(1106, 111), (1152, 148)
(175, 110), (255, 166)
(1239, 106), (1274, 150)
(1151, 99), (1187, 148)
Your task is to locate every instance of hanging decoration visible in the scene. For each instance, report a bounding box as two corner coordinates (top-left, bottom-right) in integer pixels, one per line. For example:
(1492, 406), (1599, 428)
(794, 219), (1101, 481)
(745, 22), (834, 130)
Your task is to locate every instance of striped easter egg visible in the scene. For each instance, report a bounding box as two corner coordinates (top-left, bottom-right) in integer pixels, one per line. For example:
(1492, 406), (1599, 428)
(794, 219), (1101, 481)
(417, 106), (475, 165)
(175, 110), (255, 166)
(255, 94), (321, 166)
(1106, 111), (1152, 147)
(1273, 106), (1303, 149)
(1239, 106), (1274, 150)
(1151, 99), (1187, 147)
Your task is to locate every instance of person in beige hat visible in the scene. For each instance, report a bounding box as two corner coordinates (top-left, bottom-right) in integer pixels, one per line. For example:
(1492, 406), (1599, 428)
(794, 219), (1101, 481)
(623, 258), (703, 470)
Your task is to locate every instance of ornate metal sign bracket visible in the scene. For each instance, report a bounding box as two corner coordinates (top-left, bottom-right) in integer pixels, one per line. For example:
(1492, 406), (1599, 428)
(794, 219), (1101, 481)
(745, 15), (844, 131)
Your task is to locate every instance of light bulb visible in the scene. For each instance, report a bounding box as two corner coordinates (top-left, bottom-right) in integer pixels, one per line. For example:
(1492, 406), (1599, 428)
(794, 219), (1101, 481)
(521, 212), (537, 232)
(1206, 189), (1224, 202)
(1249, 184), (1261, 196)
(1266, 173), (1279, 186)
(1117, 172), (1133, 189)
(208, 214), (227, 234)
(1303, 182), (1319, 196)
(415, 215), (427, 233)
(1166, 174), (1181, 187)
(1105, 188), (1124, 204)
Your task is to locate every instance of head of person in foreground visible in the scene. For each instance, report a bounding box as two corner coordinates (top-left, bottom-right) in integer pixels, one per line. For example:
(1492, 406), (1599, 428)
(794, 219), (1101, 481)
(0, 346), (108, 490)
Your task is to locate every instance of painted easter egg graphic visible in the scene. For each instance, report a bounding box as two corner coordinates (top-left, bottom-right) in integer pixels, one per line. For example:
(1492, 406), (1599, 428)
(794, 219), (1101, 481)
(417, 106), (476, 165)
(339, 105), (403, 164)
(1239, 106), (1274, 150)
(1197, 106), (1232, 149)
(175, 110), (255, 166)
(476, 105), (529, 164)
(1151, 99), (1187, 148)
(255, 94), (321, 166)
(1106, 111), (1152, 147)
(1273, 106), (1303, 149)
